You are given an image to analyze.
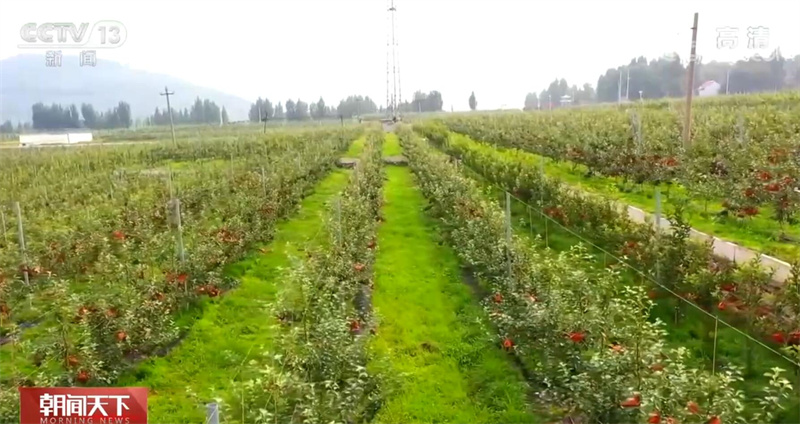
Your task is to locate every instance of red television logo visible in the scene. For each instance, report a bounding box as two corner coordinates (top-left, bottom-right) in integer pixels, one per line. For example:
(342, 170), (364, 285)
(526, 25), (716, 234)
(19, 387), (148, 424)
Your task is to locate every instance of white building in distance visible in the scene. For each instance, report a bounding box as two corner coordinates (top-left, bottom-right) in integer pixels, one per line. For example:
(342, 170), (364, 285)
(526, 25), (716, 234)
(19, 131), (93, 147)
(698, 80), (721, 97)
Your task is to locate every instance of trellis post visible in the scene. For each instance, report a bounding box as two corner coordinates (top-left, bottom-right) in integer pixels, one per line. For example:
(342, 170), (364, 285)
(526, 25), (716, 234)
(171, 198), (186, 265)
(14, 202), (29, 286)
(205, 402), (219, 424)
(505, 192), (512, 281)
(260, 167), (268, 198)
(1, 209), (7, 245)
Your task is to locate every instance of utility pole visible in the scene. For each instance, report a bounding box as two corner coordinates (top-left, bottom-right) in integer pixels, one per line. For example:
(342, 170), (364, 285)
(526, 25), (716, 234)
(725, 69), (731, 94)
(617, 71), (622, 104)
(160, 86), (176, 146)
(262, 100), (268, 133)
(626, 67), (631, 101)
(683, 12), (699, 148)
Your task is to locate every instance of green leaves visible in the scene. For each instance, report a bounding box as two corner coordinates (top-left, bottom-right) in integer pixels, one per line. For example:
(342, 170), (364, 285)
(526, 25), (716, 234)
(399, 126), (792, 423)
(243, 129), (386, 423)
(0, 127), (362, 422)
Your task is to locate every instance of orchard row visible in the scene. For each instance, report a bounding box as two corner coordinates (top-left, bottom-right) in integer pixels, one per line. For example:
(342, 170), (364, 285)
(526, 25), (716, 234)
(0, 127), (361, 420)
(401, 125), (797, 423)
(441, 91), (800, 229)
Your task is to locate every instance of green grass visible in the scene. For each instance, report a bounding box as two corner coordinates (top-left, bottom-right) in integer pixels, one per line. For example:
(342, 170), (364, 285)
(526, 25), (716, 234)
(345, 135), (366, 156)
(116, 169), (351, 423)
(382, 133), (402, 156)
(546, 158), (798, 261)
(368, 166), (541, 423)
(456, 132), (800, 262)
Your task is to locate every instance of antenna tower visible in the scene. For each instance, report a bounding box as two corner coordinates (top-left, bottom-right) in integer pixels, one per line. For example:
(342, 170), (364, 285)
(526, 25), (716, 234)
(386, 0), (401, 119)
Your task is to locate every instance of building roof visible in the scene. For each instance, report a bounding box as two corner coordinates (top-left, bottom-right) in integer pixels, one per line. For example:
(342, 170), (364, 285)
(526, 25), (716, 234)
(699, 80), (719, 90)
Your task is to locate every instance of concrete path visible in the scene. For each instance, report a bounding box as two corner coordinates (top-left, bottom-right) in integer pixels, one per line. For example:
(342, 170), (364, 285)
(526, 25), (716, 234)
(625, 204), (793, 283)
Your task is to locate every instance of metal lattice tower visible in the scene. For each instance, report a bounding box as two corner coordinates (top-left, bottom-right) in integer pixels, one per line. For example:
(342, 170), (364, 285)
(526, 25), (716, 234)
(395, 1), (402, 111)
(386, 0), (401, 119)
(385, 2), (391, 116)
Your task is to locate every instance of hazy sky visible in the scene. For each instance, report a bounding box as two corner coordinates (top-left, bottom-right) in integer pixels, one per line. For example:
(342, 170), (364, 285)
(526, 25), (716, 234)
(1, 0), (799, 111)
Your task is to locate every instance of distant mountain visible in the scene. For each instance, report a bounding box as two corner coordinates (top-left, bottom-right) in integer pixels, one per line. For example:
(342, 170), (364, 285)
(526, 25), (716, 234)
(0, 54), (251, 124)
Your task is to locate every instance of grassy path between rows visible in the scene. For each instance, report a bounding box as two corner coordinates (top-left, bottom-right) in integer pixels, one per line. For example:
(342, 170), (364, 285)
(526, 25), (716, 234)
(345, 135), (366, 156)
(117, 168), (351, 423)
(382, 133), (402, 156)
(368, 160), (541, 423)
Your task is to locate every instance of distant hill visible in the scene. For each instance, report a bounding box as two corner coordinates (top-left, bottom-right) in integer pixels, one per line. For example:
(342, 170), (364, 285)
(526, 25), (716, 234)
(0, 54), (251, 124)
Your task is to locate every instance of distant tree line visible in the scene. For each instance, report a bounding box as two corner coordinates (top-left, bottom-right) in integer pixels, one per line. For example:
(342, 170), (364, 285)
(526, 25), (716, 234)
(285, 99), (311, 120)
(695, 51), (797, 94)
(248, 95), (379, 122)
(336, 95), (378, 118)
(0, 120), (16, 133)
(80, 102), (132, 129)
(4, 122), (32, 133)
(4, 97), (234, 132)
(390, 90), (444, 113)
(31, 103), (81, 129)
(26, 102), (132, 130)
(147, 97), (228, 126)
(6, 91), (446, 132)
(249, 98), (276, 121)
(524, 81), (595, 110)
(525, 50), (800, 109)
